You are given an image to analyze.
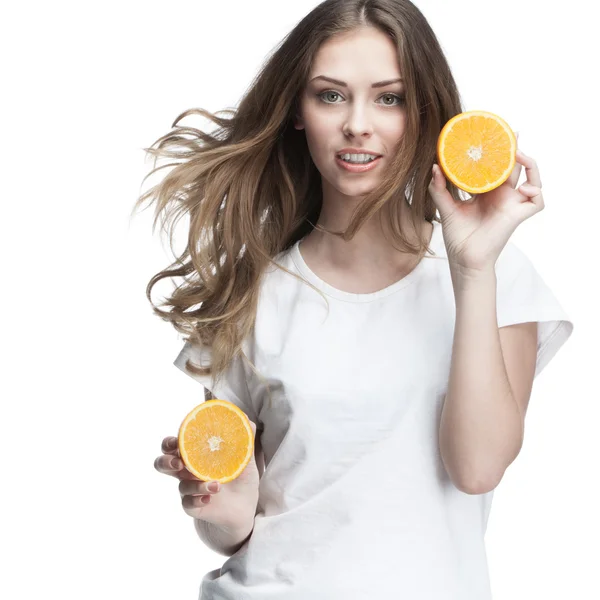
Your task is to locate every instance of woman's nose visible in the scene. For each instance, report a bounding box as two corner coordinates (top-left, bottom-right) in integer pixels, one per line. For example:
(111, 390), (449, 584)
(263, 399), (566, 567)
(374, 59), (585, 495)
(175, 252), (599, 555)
(343, 107), (374, 138)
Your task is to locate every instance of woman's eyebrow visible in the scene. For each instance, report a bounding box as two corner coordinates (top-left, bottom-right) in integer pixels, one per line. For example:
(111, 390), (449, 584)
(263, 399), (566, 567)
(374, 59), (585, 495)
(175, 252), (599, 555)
(308, 75), (403, 88)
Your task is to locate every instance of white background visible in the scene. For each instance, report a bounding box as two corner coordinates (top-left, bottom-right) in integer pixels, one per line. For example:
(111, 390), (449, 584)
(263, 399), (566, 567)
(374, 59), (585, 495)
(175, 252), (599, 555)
(2, 1), (597, 598)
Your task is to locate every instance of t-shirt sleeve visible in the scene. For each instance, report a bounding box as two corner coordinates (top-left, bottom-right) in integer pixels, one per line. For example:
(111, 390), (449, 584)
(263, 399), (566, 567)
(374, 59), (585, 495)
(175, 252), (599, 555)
(173, 338), (260, 425)
(495, 241), (574, 379)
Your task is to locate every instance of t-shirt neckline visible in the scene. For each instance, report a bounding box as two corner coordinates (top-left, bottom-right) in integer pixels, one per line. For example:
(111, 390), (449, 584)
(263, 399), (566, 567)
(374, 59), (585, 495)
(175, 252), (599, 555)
(290, 220), (444, 303)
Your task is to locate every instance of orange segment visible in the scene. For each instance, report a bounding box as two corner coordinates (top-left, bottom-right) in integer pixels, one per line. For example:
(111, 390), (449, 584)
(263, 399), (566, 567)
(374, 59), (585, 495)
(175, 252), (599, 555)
(178, 399), (254, 484)
(437, 110), (517, 194)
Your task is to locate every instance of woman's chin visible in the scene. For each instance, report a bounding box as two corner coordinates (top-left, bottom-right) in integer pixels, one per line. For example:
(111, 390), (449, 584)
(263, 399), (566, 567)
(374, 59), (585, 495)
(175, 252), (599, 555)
(335, 180), (378, 198)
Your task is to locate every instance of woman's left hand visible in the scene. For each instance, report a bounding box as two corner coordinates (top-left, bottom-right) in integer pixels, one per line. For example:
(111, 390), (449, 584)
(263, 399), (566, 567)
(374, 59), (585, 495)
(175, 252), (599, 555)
(428, 135), (544, 274)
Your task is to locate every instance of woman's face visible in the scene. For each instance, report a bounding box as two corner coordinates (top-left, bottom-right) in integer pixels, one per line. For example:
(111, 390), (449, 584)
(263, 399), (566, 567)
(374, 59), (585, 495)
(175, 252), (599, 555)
(295, 26), (406, 200)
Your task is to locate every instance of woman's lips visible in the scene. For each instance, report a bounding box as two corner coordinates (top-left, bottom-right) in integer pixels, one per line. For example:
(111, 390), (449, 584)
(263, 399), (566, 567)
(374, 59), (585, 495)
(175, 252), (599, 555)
(335, 155), (383, 172)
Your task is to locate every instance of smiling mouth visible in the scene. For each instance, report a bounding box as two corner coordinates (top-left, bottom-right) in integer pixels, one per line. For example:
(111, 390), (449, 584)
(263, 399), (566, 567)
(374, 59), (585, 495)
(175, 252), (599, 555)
(336, 154), (382, 162)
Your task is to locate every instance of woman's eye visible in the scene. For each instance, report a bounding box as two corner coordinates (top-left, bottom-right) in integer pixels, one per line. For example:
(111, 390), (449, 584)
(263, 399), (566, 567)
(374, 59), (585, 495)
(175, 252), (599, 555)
(317, 91), (405, 106)
(318, 91), (343, 103)
(380, 93), (405, 106)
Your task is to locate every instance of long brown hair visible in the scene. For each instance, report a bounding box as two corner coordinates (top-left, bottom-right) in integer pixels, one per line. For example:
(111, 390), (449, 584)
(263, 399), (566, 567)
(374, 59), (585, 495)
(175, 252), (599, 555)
(131, 0), (464, 392)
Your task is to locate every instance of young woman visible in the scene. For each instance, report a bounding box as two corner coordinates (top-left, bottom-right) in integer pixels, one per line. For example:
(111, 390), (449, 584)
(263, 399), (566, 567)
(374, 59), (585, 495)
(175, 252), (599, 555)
(144, 1), (574, 597)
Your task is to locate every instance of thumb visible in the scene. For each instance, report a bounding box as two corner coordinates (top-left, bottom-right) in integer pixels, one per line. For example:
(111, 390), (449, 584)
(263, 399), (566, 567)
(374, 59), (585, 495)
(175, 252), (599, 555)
(249, 419), (257, 435)
(428, 164), (455, 217)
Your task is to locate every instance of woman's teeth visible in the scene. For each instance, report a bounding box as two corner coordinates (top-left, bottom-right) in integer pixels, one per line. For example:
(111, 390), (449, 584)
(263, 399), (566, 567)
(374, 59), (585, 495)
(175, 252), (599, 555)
(338, 153), (378, 163)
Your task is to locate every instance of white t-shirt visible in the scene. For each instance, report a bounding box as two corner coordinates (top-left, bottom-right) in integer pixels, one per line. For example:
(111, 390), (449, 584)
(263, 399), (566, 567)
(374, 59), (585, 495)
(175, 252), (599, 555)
(174, 219), (574, 599)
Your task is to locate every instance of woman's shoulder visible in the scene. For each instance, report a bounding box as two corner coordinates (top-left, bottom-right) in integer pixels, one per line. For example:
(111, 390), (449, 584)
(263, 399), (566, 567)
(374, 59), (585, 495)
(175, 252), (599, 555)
(256, 243), (308, 311)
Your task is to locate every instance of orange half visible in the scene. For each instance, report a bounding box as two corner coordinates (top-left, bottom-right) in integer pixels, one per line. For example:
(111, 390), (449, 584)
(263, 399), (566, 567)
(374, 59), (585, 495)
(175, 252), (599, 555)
(437, 110), (517, 194)
(178, 399), (254, 484)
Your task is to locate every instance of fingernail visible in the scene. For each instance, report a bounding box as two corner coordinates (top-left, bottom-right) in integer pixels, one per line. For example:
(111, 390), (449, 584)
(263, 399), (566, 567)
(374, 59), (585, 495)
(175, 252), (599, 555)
(208, 482), (220, 492)
(170, 459), (181, 470)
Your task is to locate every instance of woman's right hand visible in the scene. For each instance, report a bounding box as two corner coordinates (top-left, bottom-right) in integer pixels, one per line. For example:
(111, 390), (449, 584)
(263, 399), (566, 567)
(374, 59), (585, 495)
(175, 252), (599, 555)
(154, 419), (261, 531)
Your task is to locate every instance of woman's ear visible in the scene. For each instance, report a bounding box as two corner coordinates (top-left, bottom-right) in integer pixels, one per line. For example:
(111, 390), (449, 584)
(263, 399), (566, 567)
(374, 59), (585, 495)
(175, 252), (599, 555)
(293, 113), (305, 130)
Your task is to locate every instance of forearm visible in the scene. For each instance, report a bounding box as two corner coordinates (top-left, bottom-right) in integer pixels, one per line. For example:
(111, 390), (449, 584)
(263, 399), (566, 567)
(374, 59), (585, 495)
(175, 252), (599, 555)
(194, 515), (256, 557)
(439, 266), (524, 494)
